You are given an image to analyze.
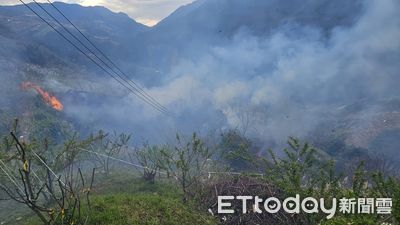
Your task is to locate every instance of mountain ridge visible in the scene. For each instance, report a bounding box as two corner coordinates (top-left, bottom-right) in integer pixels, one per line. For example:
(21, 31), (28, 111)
(0, 0), (398, 161)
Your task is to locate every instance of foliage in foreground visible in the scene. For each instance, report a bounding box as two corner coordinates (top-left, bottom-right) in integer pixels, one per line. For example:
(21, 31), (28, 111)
(205, 137), (400, 225)
(1, 121), (400, 225)
(15, 175), (216, 225)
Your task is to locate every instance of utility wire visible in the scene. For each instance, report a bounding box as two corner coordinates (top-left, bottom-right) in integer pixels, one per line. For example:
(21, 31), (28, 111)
(32, 0), (169, 115)
(44, 0), (169, 113)
(34, 0), (169, 114)
(79, 147), (169, 175)
(19, 0), (316, 116)
(0, 159), (25, 193)
(39, 0), (316, 116)
(80, 147), (265, 178)
(29, 147), (66, 186)
(19, 0), (170, 116)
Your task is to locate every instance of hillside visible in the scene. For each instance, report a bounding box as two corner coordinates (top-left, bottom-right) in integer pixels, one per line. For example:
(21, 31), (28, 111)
(0, 0), (399, 163)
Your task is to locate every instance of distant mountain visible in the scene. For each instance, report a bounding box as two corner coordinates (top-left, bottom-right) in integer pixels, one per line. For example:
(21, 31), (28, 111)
(0, 0), (365, 82)
(0, 2), (147, 70)
(0, 0), (398, 160)
(156, 0), (363, 37)
(135, 0), (364, 71)
(0, 2), (151, 111)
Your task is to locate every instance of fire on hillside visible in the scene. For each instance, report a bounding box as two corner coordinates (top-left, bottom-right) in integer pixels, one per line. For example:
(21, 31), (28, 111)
(21, 81), (63, 111)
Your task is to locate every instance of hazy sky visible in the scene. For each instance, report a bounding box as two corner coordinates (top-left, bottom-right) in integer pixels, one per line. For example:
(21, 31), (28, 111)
(1, 0), (195, 26)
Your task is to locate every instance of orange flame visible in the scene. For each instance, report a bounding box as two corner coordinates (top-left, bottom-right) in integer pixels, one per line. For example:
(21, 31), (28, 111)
(21, 82), (63, 111)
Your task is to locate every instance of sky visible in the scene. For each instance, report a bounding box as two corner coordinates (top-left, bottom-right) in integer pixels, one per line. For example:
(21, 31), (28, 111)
(0, 0), (194, 26)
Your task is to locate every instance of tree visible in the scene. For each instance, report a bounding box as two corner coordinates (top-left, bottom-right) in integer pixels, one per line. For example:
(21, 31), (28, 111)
(88, 131), (130, 175)
(0, 131), (96, 224)
(264, 137), (322, 194)
(160, 133), (213, 202)
(129, 143), (165, 183)
(218, 129), (258, 171)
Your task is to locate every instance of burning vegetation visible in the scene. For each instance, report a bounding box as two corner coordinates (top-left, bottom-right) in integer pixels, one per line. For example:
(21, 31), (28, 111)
(21, 81), (63, 111)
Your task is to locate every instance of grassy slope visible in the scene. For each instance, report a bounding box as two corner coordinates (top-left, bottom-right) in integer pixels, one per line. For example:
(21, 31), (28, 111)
(10, 171), (216, 225)
(88, 193), (214, 225)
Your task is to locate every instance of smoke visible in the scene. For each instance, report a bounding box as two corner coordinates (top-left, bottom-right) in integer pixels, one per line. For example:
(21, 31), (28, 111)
(126, 0), (399, 144)
(1, 0), (399, 149)
(58, 0), (399, 147)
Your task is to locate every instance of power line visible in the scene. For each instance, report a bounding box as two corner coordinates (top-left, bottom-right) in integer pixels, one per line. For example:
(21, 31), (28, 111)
(44, 0), (169, 114)
(29, 147), (66, 186)
(19, 0), (170, 116)
(34, 0), (169, 114)
(80, 147), (265, 179)
(0, 159), (25, 193)
(30, 0), (170, 115)
(79, 147), (169, 175)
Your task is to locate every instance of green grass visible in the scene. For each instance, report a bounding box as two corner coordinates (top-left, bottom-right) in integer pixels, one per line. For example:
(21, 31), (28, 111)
(92, 171), (180, 198)
(9, 171), (216, 225)
(86, 193), (215, 225)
